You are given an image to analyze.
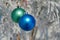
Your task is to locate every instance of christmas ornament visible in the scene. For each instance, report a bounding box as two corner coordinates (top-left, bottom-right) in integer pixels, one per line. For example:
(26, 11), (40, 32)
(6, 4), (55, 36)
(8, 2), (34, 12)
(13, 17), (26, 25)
(18, 14), (36, 31)
(11, 7), (26, 23)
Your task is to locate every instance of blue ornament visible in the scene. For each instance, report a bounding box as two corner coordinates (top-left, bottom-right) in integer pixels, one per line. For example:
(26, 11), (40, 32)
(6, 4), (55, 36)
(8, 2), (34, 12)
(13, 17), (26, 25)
(18, 14), (36, 31)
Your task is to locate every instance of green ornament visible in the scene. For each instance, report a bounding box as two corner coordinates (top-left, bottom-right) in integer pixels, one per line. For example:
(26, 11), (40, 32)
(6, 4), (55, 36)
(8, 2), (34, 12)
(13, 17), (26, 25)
(11, 7), (26, 23)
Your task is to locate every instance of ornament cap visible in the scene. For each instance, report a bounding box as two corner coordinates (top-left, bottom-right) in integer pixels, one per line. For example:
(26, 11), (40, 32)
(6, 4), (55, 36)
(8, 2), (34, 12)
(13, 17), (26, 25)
(17, 6), (20, 8)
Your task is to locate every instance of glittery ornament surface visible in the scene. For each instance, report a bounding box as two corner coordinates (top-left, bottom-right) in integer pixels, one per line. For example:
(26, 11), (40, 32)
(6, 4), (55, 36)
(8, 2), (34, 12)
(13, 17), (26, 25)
(18, 14), (36, 31)
(11, 7), (26, 23)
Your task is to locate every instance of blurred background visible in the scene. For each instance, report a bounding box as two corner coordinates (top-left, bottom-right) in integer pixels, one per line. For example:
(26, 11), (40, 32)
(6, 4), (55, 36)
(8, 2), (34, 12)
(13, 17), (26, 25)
(0, 0), (60, 40)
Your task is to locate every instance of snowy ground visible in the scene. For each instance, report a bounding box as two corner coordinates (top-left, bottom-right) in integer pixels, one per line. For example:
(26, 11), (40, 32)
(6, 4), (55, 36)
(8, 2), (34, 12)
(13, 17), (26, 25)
(0, 0), (60, 40)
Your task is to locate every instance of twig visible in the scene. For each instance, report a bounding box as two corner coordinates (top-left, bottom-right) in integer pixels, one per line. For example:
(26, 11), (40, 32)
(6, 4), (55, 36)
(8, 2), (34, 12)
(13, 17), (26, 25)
(30, 27), (38, 40)
(17, 32), (20, 40)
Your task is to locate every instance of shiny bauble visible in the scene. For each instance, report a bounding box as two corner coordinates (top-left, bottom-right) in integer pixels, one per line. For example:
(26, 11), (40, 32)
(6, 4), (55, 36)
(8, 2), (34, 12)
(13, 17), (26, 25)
(18, 14), (36, 31)
(11, 7), (26, 23)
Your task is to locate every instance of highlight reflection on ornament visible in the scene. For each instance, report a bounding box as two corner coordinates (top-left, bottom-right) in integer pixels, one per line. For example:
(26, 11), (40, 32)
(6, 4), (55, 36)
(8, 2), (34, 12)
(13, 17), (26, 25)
(18, 14), (36, 31)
